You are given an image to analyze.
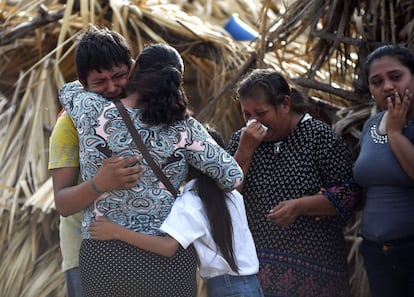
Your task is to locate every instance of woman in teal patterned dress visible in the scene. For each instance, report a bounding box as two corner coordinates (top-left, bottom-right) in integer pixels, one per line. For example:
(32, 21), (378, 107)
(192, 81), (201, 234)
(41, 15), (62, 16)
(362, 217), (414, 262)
(59, 43), (244, 297)
(228, 69), (360, 297)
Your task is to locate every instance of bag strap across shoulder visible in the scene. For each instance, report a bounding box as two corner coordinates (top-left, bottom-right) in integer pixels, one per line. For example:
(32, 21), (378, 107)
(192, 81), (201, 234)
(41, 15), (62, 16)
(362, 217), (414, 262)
(114, 101), (178, 198)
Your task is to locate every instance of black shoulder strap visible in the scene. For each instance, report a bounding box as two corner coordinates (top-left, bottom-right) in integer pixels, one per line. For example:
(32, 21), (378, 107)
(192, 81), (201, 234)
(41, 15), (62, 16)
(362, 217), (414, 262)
(114, 101), (178, 197)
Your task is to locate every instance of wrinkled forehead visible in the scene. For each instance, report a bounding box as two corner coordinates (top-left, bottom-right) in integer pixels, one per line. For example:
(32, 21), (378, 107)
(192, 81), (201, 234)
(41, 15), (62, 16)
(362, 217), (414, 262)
(89, 63), (128, 76)
(239, 86), (270, 102)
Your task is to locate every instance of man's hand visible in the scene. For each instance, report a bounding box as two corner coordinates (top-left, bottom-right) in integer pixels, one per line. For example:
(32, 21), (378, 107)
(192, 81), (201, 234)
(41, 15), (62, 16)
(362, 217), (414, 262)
(93, 156), (142, 192)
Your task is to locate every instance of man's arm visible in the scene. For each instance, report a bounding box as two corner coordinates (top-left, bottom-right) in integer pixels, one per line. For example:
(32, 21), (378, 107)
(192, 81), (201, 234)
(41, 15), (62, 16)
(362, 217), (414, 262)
(53, 157), (142, 216)
(50, 112), (142, 216)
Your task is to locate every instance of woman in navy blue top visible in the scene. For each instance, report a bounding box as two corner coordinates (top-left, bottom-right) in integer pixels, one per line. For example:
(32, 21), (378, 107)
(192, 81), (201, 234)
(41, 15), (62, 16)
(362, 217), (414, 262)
(353, 45), (414, 297)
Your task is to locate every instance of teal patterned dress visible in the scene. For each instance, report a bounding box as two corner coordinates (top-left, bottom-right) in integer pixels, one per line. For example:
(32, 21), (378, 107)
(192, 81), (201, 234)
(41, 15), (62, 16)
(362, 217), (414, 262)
(59, 81), (243, 297)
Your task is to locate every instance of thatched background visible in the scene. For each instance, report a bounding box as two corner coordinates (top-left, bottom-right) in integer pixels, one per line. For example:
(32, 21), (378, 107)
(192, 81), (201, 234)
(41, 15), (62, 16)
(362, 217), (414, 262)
(1, 0), (413, 296)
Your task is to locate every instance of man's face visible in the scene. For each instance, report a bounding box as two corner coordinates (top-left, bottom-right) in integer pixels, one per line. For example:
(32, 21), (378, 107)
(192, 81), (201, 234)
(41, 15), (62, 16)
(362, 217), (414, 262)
(85, 64), (130, 100)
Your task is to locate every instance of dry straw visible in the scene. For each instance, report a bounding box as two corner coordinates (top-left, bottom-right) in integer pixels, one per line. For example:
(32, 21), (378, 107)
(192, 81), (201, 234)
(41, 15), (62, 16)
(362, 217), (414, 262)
(4, 0), (411, 296)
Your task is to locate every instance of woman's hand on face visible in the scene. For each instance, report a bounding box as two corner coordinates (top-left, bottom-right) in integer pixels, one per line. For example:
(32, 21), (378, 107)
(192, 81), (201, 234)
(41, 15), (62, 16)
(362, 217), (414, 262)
(89, 216), (121, 241)
(93, 156), (143, 192)
(239, 120), (267, 153)
(267, 199), (300, 227)
(387, 89), (411, 134)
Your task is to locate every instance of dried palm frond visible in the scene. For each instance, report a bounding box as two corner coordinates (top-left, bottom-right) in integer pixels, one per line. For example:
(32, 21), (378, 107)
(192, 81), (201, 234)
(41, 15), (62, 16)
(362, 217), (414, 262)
(22, 177), (54, 214)
(0, 209), (61, 297)
(267, 0), (360, 96)
(0, 50), (62, 295)
(4, 0), (411, 296)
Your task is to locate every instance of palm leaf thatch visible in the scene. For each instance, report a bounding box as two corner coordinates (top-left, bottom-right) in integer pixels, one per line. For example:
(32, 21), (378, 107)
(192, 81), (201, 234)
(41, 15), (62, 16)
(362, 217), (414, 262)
(266, 0), (414, 144)
(1, 0), (413, 296)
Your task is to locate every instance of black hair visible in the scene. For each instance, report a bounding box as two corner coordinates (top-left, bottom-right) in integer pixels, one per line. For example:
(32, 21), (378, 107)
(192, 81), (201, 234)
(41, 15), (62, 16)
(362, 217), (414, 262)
(187, 127), (239, 273)
(237, 68), (308, 114)
(75, 24), (132, 86)
(126, 43), (189, 126)
(364, 45), (414, 78)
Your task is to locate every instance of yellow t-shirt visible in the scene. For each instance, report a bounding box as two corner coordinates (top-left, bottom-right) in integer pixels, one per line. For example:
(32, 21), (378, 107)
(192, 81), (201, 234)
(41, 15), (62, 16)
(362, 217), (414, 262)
(49, 112), (79, 169)
(49, 112), (83, 272)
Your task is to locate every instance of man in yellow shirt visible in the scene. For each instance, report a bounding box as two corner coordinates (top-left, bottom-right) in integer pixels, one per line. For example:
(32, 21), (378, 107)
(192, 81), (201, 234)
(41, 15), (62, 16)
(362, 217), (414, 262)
(49, 25), (141, 297)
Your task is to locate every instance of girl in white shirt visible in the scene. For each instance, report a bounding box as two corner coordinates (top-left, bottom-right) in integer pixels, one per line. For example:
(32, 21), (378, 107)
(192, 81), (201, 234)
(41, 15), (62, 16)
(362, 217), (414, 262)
(89, 129), (264, 297)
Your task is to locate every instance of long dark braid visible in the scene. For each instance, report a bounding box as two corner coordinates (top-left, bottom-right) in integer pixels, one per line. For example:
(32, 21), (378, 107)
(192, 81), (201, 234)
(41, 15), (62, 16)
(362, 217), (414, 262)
(188, 128), (239, 273)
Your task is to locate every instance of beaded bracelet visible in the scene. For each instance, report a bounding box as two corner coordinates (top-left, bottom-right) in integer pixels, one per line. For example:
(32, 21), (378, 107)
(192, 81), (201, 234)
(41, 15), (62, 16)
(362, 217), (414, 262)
(91, 177), (104, 194)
